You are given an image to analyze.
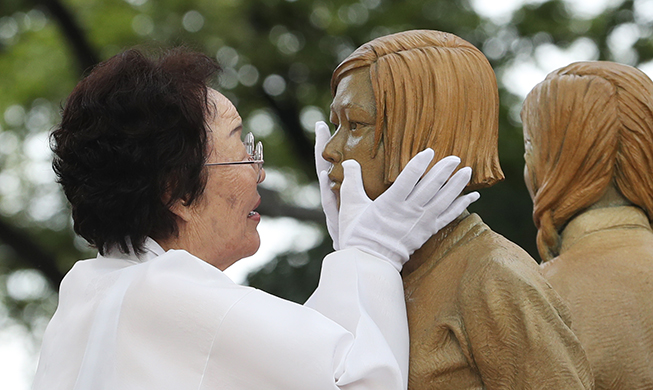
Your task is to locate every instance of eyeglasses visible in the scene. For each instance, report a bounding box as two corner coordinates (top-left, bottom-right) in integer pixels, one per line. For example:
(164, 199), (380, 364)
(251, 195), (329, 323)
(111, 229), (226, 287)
(205, 132), (264, 183)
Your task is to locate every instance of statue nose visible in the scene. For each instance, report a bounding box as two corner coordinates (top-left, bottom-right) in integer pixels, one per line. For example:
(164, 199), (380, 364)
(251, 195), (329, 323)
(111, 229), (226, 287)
(322, 132), (343, 164)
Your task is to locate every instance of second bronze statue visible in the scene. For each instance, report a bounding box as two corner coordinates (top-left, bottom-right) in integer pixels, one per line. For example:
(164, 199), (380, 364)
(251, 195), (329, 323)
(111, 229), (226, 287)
(523, 61), (653, 390)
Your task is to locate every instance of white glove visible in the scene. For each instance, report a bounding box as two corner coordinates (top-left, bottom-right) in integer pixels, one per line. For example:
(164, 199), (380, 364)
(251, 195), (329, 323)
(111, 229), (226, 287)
(339, 149), (480, 271)
(314, 121), (340, 249)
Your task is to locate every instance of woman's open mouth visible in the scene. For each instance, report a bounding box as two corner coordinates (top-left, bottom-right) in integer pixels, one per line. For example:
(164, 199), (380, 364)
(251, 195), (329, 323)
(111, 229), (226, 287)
(248, 198), (261, 219)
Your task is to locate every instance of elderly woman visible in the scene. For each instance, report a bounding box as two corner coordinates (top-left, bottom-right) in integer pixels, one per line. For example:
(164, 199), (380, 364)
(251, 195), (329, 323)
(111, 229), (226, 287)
(319, 30), (593, 389)
(32, 48), (477, 390)
(522, 61), (653, 389)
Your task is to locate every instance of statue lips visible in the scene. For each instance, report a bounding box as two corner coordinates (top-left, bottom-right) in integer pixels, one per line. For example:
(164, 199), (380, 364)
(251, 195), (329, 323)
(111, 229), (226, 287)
(328, 171), (342, 194)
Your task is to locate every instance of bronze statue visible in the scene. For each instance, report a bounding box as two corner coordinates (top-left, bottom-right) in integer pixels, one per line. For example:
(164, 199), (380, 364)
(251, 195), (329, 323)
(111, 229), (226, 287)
(522, 61), (653, 389)
(323, 30), (593, 389)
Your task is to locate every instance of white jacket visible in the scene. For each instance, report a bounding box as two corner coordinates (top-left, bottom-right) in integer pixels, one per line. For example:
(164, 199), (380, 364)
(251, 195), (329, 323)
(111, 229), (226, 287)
(32, 239), (409, 389)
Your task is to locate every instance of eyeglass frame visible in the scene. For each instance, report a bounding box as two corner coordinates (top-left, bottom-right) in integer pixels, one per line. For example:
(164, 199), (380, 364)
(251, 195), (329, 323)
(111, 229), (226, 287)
(204, 132), (264, 183)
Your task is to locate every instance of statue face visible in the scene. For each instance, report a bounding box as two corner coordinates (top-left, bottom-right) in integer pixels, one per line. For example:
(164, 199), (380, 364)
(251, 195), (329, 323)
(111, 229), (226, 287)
(522, 122), (537, 200)
(324, 68), (389, 205)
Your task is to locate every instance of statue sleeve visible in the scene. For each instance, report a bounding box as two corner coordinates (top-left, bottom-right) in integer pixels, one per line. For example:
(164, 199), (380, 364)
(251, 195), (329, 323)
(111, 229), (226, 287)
(459, 255), (593, 389)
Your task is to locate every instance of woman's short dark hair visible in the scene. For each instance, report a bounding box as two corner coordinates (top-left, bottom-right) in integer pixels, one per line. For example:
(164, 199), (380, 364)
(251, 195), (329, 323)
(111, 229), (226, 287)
(52, 47), (220, 254)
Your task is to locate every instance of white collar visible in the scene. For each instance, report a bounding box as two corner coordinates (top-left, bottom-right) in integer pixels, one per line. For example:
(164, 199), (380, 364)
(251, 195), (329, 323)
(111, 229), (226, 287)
(103, 237), (166, 263)
(142, 237), (166, 258)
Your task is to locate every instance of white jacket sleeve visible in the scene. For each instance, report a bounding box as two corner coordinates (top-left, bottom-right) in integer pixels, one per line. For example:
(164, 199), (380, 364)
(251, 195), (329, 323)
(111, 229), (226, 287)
(304, 248), (409, 388)
(33, 248), (408, 390)
(199, 248), (408, 390)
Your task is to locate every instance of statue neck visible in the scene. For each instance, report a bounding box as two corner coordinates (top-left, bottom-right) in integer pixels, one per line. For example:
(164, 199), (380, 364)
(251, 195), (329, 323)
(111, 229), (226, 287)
(558, 183), (633, 249)
(584, 183), (632, 212)
(402, 209), (470, 277)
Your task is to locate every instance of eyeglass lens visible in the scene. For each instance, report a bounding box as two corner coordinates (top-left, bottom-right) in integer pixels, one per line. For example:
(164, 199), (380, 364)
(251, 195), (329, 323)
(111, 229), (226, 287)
(243, 132), (263, 183)
(244, 132), (263, 162)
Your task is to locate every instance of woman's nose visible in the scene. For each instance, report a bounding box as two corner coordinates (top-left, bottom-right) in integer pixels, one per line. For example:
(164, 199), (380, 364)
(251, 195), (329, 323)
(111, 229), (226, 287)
(322, 130), (343, 164)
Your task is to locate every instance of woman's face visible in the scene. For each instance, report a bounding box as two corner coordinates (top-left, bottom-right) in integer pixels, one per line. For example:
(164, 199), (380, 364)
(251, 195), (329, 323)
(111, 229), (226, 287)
(324, 68), (389, 205)
(181, 89), (265, 270)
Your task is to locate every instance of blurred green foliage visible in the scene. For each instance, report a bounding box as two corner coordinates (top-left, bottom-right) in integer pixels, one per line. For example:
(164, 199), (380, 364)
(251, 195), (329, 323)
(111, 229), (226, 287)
(0, 0), (652, 341)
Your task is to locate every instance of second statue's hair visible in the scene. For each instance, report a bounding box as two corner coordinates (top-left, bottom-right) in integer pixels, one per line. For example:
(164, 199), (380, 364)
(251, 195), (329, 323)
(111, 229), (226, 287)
(522, 61), (653, 261)
(331, 30), (503, 190)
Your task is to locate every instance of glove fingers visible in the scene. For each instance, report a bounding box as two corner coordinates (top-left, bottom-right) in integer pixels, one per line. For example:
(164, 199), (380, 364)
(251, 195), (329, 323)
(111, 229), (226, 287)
(430, 155), (462, 176)
(423, 166), (472, 210)
(341, 159), (372, 210)
(319, 172), (340, 250)
(408, 155), (461, 206)
(381, 148), (434, 202)
(319, 171), (338, 216)
(314, 121), (332, 175)
(432, 192), (480, 227)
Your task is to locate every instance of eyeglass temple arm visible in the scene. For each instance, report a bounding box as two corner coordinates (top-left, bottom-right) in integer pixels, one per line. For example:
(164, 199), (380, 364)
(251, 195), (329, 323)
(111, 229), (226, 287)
(204, 160), (263, 166)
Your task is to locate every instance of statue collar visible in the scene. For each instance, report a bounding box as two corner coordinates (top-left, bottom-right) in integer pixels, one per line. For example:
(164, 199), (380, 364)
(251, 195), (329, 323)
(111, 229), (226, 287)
(560, 206), (652, 254)
(402, 212), (487, 280)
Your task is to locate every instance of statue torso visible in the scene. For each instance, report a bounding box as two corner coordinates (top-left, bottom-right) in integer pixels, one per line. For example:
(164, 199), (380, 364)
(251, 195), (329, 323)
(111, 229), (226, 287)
(403, 213), (592, 390)
(542, 206), (653, 390)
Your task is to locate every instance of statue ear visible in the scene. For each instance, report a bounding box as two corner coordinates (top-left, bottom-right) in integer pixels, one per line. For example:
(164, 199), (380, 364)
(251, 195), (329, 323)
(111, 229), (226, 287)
(371, 135), (383, 159)
(370, 121), (385, 159)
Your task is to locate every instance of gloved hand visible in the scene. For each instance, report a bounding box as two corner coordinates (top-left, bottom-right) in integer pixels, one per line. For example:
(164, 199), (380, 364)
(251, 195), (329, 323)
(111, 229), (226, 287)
(314, 121), (340, 249)
(338, 149), (480, 271)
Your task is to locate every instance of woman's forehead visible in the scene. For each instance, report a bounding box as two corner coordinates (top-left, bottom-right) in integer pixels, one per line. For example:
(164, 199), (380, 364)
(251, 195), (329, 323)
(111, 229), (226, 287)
(208, 88), (239, 121)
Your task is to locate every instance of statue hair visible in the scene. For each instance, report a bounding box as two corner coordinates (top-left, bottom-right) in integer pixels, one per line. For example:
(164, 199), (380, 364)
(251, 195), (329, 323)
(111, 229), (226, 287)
(330, 30), (503, 190)
(521, 61), (653, 261)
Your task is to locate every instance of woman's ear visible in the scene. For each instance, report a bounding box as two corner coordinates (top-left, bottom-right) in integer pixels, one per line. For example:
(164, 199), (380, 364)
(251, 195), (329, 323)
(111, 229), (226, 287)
(163, 185), (194, 223)
(168, 198), (194, 222)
